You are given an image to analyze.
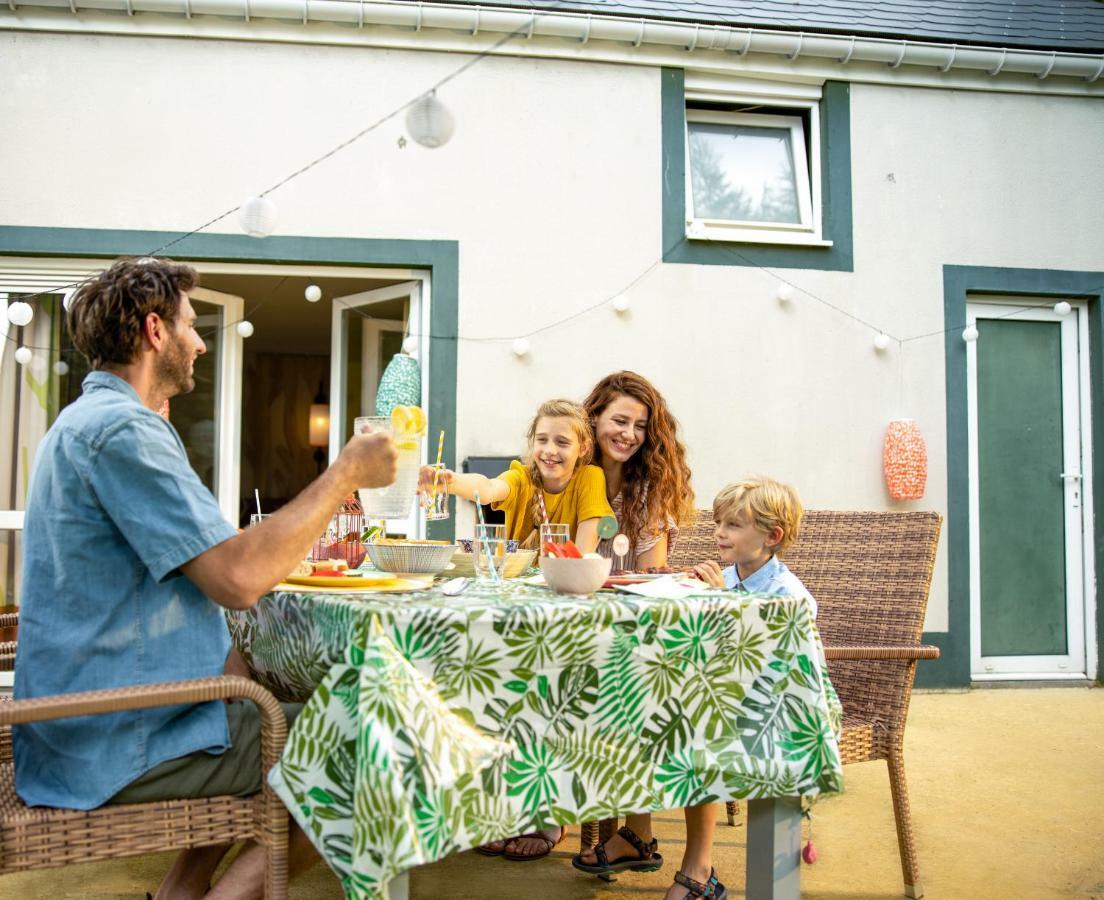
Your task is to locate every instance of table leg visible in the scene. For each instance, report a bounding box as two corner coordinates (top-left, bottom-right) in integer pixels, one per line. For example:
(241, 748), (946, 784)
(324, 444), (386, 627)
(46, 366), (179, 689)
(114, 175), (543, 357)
(746, 797), (801, 900)
(384, 871), (410, 900)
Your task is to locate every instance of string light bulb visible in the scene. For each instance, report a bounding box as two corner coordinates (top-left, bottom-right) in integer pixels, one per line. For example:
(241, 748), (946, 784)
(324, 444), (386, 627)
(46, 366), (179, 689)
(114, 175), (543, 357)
(776, 283), (794, 305)
(512, 338), (530, 357)
(873, 333), (891, 352)
(1054, 301), (1072, 317)
(612, 295), (630, 314)
(405, 92), (455, 149)
(305, 284), (322, 303)
(962, 325), (979, 343)
(14, 346), (32, 366)
(54, 360), (69, 376)
(236, 320), (255, 338)
(6, 301), (33, 327)
(239, 196), (278, 238)
(402, 336), (418, 355)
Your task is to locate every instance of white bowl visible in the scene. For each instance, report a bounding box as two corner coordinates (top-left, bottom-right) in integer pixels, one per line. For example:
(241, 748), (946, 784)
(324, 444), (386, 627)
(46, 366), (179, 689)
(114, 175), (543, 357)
(539, 555), (612, 596)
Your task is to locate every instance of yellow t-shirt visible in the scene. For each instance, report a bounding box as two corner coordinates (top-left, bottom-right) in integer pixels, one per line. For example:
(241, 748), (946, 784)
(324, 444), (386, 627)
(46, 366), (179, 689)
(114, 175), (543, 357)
(493, 460), (613, 544)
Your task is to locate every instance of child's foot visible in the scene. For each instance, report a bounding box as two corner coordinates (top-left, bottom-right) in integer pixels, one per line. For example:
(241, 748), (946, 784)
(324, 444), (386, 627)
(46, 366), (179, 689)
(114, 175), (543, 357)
(572, 826), (662, 875)
(665, 863), (726, 899)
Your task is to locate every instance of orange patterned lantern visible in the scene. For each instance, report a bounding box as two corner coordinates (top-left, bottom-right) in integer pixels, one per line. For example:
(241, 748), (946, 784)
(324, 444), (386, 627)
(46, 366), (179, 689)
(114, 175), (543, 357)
(883, 419), (927, 500)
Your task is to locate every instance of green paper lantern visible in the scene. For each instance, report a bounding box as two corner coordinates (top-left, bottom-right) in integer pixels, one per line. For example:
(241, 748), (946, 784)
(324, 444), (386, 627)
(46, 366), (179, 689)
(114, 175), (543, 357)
(375, 353), (422, 417)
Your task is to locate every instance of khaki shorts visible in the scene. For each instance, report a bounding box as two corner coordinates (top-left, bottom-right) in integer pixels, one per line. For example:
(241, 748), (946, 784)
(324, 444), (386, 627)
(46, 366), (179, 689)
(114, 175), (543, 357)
(108, 700), (302, 804)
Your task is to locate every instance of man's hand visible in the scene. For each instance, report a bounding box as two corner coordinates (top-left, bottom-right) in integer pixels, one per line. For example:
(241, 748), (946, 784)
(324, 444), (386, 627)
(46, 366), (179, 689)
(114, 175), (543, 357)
(690, 559), (726, 588)
(340, 429), (399, 489)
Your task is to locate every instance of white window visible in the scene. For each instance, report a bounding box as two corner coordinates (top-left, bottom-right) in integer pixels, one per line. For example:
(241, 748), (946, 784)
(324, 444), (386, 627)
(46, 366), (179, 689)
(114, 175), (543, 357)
(683, 76), (827, 246)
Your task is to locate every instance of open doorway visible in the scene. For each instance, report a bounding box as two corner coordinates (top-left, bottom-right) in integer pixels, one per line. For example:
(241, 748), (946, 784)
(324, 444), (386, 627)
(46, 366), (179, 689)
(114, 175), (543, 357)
(196, 270), (415, 527)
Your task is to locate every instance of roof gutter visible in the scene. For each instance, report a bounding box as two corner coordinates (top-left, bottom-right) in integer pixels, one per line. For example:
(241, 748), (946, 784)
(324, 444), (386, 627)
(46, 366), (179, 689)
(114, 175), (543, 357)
(6, 0), (1104, 83)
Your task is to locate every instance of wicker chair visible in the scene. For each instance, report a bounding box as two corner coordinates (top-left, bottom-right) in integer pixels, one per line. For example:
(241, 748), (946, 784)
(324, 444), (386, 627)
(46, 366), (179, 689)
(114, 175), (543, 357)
(586, 509), (942, 900)
(0, 632), (290, 900)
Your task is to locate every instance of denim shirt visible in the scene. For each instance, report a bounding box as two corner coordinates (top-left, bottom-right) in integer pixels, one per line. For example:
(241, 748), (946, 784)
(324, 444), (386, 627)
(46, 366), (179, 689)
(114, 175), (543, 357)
(14, 371), (238, 809)
(722, 555), (818, 618)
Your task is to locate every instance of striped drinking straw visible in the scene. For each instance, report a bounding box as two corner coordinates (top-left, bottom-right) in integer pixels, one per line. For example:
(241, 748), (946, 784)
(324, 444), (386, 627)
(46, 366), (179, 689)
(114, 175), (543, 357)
(430, 429), (445, 498)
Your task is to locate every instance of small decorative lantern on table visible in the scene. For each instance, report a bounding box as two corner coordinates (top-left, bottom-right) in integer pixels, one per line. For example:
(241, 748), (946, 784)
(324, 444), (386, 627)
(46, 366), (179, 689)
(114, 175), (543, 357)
(312, 494), (367, 569)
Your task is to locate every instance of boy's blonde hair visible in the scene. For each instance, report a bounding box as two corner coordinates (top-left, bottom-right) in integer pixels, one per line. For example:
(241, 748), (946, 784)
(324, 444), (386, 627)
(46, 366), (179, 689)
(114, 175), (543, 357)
(713, 476), (804, 554)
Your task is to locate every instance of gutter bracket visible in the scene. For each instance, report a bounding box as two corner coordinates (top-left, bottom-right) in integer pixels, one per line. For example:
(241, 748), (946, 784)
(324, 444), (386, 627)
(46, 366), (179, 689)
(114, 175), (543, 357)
(632, 19), (644, 48)
(527, 10), (535, 39)
(939, 44), (957, 73)
(888, 40), (907, 69)
(838, 36), (855, 65)
(302, 0), (308, 26)
(686, 23), (699, 53)
(183, 0), (190, 17)
(243, 0), (249, 22)
(1036, 51), (1055, 79)
(356, 0), (362, 27)
(1087, 57), (1104, 83)
(414, 2), (422, 31)
(580, 13), (591, 45)
(987, 48), (1007, 76)
(735, 26), (751, 56)
(786, 32), (803, 61)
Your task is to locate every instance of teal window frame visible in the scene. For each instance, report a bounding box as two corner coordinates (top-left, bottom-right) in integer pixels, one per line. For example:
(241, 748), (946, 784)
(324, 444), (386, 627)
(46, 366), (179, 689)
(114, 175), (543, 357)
(661, 68), (854, 272)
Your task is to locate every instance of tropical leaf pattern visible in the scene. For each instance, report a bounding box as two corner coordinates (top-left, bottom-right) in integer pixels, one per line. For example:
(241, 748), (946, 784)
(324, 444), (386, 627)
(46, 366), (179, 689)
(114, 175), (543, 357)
(227, 584), (843, 900)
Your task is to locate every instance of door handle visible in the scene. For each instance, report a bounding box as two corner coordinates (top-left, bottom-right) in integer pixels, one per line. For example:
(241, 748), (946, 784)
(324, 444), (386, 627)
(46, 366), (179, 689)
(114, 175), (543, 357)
(1060, 472), (1083, 481)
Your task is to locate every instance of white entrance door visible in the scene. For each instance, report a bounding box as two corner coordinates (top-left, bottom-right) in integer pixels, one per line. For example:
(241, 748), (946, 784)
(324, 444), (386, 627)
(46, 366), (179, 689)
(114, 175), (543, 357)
(329, 281), (428, 537)
(182, 286), (245, 525)
(967, 299), (1095, 680)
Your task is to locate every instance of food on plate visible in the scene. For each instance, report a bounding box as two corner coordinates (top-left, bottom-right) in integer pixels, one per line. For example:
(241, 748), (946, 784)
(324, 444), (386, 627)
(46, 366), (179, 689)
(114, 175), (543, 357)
(288, 560), (313, 578)
(312, 559), (348, 573)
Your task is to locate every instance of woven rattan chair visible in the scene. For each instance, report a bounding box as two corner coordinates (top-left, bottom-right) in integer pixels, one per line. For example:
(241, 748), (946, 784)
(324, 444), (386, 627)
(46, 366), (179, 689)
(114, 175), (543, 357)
(0, 665), (290, 900)
(585, 509), (942, 899)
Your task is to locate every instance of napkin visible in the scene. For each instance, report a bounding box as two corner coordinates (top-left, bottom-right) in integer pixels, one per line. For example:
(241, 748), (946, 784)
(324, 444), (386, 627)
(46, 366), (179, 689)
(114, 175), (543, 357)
(614, 575), (716, 600)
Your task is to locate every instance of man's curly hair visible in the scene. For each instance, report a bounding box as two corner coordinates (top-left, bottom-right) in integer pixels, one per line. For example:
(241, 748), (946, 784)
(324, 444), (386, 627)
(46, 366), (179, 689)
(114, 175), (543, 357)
(67, 257), (199, 369)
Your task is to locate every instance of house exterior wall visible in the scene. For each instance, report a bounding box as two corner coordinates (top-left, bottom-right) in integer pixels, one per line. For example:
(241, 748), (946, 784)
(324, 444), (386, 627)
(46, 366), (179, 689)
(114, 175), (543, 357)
(3, 30), (1103, 680)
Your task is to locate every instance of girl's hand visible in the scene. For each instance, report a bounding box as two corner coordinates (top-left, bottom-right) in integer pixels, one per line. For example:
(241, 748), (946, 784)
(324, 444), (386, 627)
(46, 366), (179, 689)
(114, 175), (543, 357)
(690, 560), (726, 588)
(418, 465), (454, 495)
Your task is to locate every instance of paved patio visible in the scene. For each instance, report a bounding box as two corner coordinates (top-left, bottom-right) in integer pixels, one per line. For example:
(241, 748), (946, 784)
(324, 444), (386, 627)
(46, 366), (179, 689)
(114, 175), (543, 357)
(1, 687), (1100, 899)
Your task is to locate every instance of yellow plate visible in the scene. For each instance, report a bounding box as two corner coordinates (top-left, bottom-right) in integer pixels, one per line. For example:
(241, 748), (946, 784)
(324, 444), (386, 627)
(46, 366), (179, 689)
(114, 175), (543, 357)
(285, 574), (401, 589)
(276, 577), (428, 594)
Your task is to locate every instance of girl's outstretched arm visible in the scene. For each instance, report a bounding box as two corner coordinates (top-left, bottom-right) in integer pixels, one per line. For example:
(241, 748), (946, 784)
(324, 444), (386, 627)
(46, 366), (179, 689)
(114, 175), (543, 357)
(418, 467), (510, 504)
(575, 517), (601, 554)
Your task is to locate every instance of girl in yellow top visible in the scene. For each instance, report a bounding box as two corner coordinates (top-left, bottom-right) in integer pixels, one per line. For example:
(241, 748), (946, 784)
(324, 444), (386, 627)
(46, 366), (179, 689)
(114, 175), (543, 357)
(423, 399), (613, 553)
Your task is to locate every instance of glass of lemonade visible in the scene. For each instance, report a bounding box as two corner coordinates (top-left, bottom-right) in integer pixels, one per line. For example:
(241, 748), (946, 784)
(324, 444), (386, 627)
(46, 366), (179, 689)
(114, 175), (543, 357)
(354, 416), (422, 520)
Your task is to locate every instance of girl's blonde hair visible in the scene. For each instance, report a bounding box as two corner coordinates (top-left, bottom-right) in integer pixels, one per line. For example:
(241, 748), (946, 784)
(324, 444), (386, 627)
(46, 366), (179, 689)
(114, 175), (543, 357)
(520, 400), (594, 545)
(713, 476), (804, 555)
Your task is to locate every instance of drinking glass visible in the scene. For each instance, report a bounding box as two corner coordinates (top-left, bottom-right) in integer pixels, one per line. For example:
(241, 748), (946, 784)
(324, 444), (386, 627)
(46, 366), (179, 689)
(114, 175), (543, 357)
(539, 523), (570, 556)
(422, 464), (450, 521)
(354, 416), (422, 519)
(473, 524), (508, 582)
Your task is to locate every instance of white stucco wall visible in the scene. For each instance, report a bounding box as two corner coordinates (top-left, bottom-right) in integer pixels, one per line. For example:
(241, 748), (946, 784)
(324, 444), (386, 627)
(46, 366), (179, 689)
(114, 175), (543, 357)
(3, 31), (1104, 632)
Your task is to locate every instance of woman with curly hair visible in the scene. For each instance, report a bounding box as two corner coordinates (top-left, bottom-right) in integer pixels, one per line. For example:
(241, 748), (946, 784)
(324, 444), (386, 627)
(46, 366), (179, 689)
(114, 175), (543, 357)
(574, 372), (728, 900)
(583, 371), (695, 570)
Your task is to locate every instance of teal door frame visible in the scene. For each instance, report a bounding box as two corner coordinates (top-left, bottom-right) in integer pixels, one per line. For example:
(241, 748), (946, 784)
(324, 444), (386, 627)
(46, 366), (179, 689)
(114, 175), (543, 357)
(933, 264), (1104, 687)
(0, 225), (460, 539)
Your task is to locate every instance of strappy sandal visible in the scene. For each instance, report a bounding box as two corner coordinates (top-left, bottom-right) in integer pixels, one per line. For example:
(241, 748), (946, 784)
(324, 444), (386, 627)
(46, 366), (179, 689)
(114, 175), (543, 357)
(474, 838), (507, 856)
(672, 867), (728, 900)
(501, 826), (566, 862)
(571, 825), (664, 876)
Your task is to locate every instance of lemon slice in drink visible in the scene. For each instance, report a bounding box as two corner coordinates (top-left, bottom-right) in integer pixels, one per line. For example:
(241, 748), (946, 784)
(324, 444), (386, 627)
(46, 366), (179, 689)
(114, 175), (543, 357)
(390, 405), (428, 439)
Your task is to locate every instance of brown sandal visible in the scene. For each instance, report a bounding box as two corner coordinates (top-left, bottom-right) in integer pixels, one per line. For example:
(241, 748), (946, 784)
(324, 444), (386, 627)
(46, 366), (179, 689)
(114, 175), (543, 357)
(474, 839), (507, 856)
(672, 868), (728, 900)
(571, 825), (663, 876)
(501, 827), (566, 861)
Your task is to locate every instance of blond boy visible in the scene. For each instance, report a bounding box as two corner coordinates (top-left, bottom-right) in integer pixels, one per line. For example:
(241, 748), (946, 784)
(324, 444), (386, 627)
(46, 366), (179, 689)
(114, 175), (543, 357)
(692, 476), (818, 617)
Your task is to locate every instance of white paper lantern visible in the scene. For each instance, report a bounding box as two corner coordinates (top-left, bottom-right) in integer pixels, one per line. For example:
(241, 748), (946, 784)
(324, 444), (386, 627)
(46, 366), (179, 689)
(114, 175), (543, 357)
(305, 284), (322, 303)
(237, 320), (255, 338)
(776, 283), (794, 304)
(873, 333), (891, 352)
(962, 325), (979, 343)
(54, 359), (69, 376)
(612, 295), (630, 313)
(6, 301), (33, 327)
(239, 196), (278, 238)
(405, 93), (455, 149)
(1054, 301), (1072, 317)
(14, 346), (32, 366)
(512, 338), (530, 357)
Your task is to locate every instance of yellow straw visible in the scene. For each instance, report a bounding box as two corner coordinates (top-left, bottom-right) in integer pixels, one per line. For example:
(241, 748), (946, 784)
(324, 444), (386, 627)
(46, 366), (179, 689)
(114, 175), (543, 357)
(430, 429), (445, 496)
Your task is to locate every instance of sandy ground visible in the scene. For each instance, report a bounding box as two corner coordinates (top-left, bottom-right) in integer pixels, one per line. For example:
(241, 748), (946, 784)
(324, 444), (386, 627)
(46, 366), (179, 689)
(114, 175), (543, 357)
(1, 688), (1100, 899)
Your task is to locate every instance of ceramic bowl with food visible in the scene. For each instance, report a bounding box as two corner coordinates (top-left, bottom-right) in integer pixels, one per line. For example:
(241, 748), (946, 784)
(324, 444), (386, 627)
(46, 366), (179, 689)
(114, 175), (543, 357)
(539, 555), (612, 596)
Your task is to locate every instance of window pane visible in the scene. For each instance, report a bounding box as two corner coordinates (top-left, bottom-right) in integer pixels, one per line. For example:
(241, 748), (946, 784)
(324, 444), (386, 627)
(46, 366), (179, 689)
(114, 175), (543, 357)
(688, 122), (801, 224)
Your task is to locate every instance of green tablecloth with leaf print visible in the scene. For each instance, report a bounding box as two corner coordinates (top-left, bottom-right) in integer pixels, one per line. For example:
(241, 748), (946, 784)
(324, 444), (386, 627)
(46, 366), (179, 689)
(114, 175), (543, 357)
(227, 582), (843, 899)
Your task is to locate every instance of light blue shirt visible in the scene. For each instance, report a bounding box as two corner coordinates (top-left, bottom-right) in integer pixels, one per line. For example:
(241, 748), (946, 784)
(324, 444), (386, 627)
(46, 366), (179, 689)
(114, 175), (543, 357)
(14, 371), (238, 809)
(723, 555), (818, 618)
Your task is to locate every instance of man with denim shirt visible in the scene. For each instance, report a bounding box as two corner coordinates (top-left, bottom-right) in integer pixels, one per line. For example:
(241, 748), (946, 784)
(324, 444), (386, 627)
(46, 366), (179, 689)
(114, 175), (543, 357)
(14, 257), (398, 900)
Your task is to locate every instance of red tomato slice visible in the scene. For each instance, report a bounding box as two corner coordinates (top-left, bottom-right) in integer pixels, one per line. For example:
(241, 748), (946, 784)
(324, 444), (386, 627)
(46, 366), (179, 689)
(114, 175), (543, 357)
(560, 541), (582, 559)
(311, 569), (345, 577)
(543, 541), (565, 558)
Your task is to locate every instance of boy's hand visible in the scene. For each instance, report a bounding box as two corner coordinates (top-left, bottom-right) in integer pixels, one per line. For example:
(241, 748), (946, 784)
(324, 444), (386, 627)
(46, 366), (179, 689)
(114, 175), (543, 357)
(418, 465), (454, 494)
(690, 559), (726, 588)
